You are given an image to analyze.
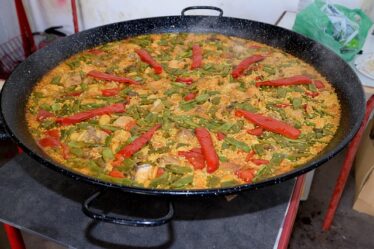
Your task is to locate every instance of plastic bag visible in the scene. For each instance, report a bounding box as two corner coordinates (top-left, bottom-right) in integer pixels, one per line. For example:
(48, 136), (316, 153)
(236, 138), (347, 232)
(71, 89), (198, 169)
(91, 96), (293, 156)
(293, 0), (373, 61)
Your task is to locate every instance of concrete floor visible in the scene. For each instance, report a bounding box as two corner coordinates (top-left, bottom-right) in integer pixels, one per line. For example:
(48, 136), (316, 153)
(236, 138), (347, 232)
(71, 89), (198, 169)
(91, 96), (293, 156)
(0, 145), (373, 249)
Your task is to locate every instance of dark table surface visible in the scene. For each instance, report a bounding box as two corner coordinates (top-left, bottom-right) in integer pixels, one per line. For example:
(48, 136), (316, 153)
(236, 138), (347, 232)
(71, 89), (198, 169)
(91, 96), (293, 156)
(0, 154), (295, 249)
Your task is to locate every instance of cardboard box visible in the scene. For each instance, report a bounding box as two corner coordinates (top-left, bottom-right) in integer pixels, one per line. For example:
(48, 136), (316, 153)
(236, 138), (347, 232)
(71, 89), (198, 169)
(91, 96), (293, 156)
(353, 118), (374, 216)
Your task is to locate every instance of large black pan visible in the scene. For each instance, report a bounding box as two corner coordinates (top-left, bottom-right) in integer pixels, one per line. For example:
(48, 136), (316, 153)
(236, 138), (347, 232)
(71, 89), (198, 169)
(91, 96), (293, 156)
(0, 7), (365, 226)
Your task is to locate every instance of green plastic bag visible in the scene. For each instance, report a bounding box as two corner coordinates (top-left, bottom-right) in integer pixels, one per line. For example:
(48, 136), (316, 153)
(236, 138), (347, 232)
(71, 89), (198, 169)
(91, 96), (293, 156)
(293, 0), (373, 61)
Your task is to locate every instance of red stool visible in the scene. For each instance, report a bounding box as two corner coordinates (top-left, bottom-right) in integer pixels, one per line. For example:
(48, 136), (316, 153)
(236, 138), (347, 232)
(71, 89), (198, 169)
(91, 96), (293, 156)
(323, 95), (374, 231)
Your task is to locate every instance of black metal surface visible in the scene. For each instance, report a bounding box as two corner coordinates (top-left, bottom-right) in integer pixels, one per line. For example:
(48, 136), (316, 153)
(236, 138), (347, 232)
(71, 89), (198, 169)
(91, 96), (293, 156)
(0, 13), (366, 196)
(82, 190), (175, 227)
(0, 154), (294, 249)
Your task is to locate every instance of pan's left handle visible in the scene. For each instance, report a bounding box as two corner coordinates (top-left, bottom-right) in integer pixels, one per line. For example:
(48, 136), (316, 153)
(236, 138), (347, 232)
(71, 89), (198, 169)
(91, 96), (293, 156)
(82, 190), (174, 227)
(181, 6), (223, 17)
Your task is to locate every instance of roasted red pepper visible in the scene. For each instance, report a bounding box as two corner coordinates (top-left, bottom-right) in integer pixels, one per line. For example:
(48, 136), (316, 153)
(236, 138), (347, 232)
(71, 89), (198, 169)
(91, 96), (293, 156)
(109, 169), (125, 178)
(305, 91), (319, 98)
(231, 55), (265, 78)
(245, 150), (255, 162)
(45, 129), (60, 138)
(61, 143), (70, 159)
(250, 159), (269, 165)
(116, 124), (161, 158)
(176, 77), (194, 84)
(56, 103), (126, 126)
(235, 168), (255, 183)
(87, 70), (140, 85)
(184, 93), (197, 101)
(216, 132), (226, 141)
(275, 103), (290, 108)
(36, 109), (54, 121)
(191, 44), (203, 69)
(256, 75), (312, 87)
(314, 80), (325, 89)
(195, 127), (219, 173)
(178, 148), (206, 170)
(247, 127), (264, 136)
(65, 91), (83, 97)
(235, 109), (301, 139)
(38, 137), (61, 148)
(135, 49), (163, 74)
(101, 88), (121, 96)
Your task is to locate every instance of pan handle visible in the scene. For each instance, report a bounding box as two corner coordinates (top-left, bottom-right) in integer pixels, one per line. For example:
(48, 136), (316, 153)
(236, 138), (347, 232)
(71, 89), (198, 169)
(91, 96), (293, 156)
(82, 190), (174, 227)
(181, 6), (223, 17)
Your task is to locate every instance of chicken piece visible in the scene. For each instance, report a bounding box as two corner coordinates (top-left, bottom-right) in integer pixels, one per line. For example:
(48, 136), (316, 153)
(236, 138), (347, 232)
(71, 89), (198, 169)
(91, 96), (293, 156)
(99, 115), (111, 125)
(135, 164), (154, 184)
(73, 126), (108, 144)
(247, 86), (260, 98)
(112, 116), (135, 129)
(64, 73), (82, 88)
(158, 155), (181, 167)
(176, 128), (195, 143)
(86, 84), (101, 97)
(150, 99), (164, 113)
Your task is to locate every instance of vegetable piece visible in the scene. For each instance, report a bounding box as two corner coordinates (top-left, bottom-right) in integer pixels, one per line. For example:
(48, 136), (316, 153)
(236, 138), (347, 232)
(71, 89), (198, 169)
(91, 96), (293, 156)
(101, 88), (121, 96)
(166, 164), (193, 174)
(178, 148), (206, 170)
(256, 75), (312, 87)
(275, 103), (290, 108)
(235, 109), (301, 139)
(171, 175), (193, 188)
(135, 49), (163, 74)
(184, 93), (197, 101)
(87, 70), (140, 84)
(37, 109), (54, 121)
(250, 159), (269, 165)
(216, 132), (226, 141)
(176, 77), (193, 85)
(56, 103), (126, 126)
(305, 91), (319, 98)
(235, 168), (255, 183)
(247, 127), (263, 136)
(65, 91), (83, 97)
(191, 44), (203, 69)
(195, 127), (219, 173)
(38, 137), (60, 148)
(109, 169), (125, 178)
(45, 129), (60, 138)
(245, 150), (255, 162)
(231, 55), (265, 78)
(224, 137), (251, 152)
(102, 147), (114, 162)
(314, 80), (325, 89)
(116, 124), (161, 158)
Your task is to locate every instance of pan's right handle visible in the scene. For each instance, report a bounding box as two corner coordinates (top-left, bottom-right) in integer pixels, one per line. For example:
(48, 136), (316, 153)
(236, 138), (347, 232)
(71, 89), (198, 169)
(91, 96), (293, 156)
(181, 6), (223, 17)
(82, 190), (174, 227)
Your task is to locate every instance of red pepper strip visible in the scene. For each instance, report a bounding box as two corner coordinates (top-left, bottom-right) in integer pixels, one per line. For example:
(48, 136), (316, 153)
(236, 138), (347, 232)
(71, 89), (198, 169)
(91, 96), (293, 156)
(36, 109), (54, 121)
(314, 80), (325, 89)
(245, 150), (255, 162)
(65, 91), (83, 97)
(87, 70), (140, 85)
(38, 137), (61, 148)
(45, 129), (60, 138)
(135, 49), (163, 74)
(56, 103), (126, 126)
(256, 75), (312, 87)
(216, 132), (226, 141)
(61, 143), (70, 159)
(247, 127), (264, 136)
(235, 168), (255, 183)
(191, 44), (203, 69)
(195, 127), (219, 173)
(275, 103), (290, 108)
(231, 55), (266, 78)
(176, 77), (193, 84)
(178, 148), (206, 170)
(251, 159), (269, 165)
(109, 169), (125, 178)
(235, 109), (301, 139)
(101, 88), (121, 97)
(184, 93), (197, 101)
(305, 91), (319, 98)
(116, 124), (161, 158)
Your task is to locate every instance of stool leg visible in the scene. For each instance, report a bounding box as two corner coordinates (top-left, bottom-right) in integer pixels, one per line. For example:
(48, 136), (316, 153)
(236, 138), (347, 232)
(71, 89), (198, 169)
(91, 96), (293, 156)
(3, 224), (26, 249)
(323, 95), (374, 231)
